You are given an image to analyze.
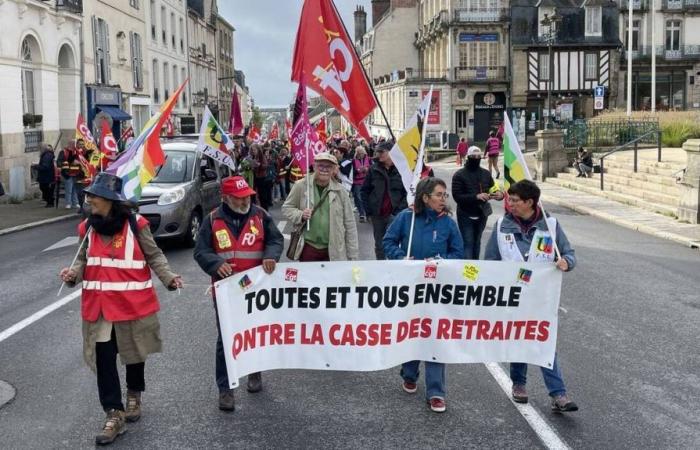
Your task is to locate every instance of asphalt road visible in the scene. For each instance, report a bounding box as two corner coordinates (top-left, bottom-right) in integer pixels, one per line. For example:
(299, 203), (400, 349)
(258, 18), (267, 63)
(0, 160), (698, 449)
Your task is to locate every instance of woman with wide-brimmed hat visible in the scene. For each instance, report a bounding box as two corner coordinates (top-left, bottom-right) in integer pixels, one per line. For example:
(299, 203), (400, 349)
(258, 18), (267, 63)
(59, 172), (183, 445)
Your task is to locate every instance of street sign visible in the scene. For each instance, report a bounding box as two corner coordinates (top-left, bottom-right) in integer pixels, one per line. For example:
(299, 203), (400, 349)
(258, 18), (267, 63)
(594, 86), (605, 97)
(594, 97), (605, 110)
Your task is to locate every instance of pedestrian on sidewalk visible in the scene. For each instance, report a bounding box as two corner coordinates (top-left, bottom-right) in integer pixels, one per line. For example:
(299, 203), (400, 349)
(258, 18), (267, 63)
(352, 145), (371, 222)
(37, 143), (56, 207)
(485, 130), (502, 179)
(59, 172), (184, 445)
(283, 152), (359, 262)
(360, 141), (407, 260)
(575, 147), (593, 178)
(383, 177), (463, 413)
(484, 179), (579, 414)
(194, 176), (284, 412)
(56, 141), (81, 209)
(451, 146), (504, 259)
(456, 137), (468, 166)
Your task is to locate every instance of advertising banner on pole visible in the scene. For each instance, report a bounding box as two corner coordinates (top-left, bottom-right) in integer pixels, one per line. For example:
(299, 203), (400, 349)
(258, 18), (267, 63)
(215, 260), (563, 388)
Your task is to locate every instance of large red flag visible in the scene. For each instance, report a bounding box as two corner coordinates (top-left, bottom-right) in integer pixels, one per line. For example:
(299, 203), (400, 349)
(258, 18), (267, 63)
(315, 116), (327, 142)
(269, 122), (280, 140)
(228, 86), (244, 136)
(291, 0), (376, 141)
(247, 124), (261, 142)
(99, 120), (118, 168)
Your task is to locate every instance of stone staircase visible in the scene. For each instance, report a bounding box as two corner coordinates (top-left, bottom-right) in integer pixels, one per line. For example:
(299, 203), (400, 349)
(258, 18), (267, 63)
(546, 149), (687, 219)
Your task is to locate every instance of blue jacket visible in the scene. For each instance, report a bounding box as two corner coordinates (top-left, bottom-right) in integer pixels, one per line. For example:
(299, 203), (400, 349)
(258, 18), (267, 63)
(483, 212), (576, 271)
(383, 208), (464, 260)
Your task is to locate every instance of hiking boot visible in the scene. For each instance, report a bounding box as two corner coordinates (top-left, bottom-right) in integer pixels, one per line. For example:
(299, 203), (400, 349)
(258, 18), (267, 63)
(402, 380), (417, 394)
(218, 389), (235, 411)
(95, 409), (126, 445)
(551, 394), (579, 412)
(247, 372), (263, 393)
(124, 390), (141, 423)
(512, 384), (528, 403)
(427, 397), (446, 413)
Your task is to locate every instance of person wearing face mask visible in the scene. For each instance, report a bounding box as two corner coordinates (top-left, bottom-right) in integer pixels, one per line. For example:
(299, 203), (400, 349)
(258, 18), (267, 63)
(383, 177), (464, 413)
(193, 176), (284, 412)
(58, 173), (183, 445)
(451, 146), (504, 259)
(282, 152), (359, 262)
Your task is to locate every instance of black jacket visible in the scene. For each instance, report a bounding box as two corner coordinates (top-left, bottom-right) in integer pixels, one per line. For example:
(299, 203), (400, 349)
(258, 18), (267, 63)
(451, 166), (497, 218)
(37, 150), (55, 184)
(193, 203), (284, 279)
(360, 161), (407, 217)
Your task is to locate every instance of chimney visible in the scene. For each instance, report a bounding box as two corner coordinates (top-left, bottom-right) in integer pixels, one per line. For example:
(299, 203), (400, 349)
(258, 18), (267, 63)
(372, 0), (390, 27)
(354, 5), (367, 44)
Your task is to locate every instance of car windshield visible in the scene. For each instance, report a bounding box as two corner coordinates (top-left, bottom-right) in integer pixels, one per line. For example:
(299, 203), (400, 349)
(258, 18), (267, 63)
(152, 150), (194, 183)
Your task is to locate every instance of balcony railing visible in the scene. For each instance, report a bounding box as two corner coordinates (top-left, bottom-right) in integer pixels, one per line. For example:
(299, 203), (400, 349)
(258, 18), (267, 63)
(453, 7), (508, 23)
(454, 66), (507, 82)
(405, 69), (449, 81)
(619, 0), (649, 10)
(661, 0), (700, 9)
(622, 45), (700, 61)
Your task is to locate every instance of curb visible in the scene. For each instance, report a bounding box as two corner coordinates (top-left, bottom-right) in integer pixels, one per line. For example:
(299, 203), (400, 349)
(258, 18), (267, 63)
(541, 194), (700, 250)
(0, 380), (15, 409)
(0, 214), (78, 237)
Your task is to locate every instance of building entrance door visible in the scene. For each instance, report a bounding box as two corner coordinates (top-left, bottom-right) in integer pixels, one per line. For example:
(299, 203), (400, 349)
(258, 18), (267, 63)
(456, 109), (469, 139)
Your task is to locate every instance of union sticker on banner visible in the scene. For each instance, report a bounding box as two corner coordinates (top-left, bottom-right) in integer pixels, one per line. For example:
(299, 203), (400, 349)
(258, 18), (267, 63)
(462, 263), (480, 282)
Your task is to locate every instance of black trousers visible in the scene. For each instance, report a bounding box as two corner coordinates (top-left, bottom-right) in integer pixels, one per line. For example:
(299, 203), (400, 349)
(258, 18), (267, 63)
(39, 183), (54, 205)
(457, 214), (488, 260)
(370, 214), (395, 260)
(95, 329), (145, 411)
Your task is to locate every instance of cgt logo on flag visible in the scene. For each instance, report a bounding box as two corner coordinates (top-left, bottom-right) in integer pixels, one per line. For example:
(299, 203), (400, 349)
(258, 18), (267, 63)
(285, 268), (298, 282)
(238, 274), (253, 290)
(517, 268), (533, 284)
(424, 264), (437, 279)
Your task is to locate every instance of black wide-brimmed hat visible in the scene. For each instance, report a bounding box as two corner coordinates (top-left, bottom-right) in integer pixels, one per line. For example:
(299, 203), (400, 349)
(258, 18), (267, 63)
(84, 173), (126, 202)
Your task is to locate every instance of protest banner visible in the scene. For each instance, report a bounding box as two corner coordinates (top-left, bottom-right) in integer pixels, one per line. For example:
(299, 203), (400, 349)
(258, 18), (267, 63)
(215, 259), (562, 388)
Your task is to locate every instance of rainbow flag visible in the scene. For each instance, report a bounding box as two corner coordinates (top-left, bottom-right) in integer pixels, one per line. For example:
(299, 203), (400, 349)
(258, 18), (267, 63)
(502, 113), (532, 190)
(107, 79), (188, 201)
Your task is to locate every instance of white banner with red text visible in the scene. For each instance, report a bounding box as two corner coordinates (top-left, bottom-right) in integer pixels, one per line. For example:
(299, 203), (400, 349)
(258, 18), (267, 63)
(215, 259), (562, 388)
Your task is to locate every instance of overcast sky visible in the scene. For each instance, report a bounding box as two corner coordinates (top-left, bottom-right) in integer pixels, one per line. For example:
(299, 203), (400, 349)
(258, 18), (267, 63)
(219, 0), (372, 108)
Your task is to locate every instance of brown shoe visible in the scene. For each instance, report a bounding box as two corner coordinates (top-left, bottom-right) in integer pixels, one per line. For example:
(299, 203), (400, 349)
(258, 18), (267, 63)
(512, 384), (529, 403)
(124, 390), (141, 423)
(218, 389), (235, 411)
(95, 409), (126, 445)
(247, 372), (263, 393)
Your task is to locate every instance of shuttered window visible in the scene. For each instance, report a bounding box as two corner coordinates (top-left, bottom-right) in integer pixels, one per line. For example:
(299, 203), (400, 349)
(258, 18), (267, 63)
(92, 16), (111, 84)
(130, 32), (143, 89)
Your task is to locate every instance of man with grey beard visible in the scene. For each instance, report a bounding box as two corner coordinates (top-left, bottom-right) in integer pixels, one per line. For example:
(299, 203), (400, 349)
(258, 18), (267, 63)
(194, 176), (284, 412)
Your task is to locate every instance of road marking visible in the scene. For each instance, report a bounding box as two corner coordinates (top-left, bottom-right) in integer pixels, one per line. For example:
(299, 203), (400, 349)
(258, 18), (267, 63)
(0, 290), (81, 344)
(42, 236), (79, 252)
(559, 306), (568, 314)
(485, 363), (571, 450)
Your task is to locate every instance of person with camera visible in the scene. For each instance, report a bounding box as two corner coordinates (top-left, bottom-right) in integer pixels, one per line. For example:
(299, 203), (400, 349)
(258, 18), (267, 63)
(575, 146), (593, 178)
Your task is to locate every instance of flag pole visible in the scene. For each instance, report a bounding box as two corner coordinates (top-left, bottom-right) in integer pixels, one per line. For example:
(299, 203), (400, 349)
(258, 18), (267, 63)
(328, 0), (395, 142)
(305, 131), (311, 232)
(57, 226), (91, 297)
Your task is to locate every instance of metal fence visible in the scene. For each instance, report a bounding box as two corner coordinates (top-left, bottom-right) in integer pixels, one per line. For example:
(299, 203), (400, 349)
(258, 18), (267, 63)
(557, 118), (660, 151)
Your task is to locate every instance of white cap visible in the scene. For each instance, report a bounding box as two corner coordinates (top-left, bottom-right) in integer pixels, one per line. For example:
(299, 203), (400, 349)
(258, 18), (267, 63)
(467, 146), (482, 157)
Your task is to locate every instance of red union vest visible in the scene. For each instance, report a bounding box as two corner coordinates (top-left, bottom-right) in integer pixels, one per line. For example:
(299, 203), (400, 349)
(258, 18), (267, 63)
(211, 209), (265, 274)
(78, 215), (159, 322)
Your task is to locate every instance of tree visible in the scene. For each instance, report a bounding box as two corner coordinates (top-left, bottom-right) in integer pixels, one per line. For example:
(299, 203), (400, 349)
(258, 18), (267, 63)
(251, 106), (263, 129)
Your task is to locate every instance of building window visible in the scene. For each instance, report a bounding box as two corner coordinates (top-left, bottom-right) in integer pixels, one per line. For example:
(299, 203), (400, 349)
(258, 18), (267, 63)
(92, 16), (111, 84)
(172, 64), (178, 99)
(457, 34), (499, 68)
(150, 0), (156, 41)
(130, 32), (144, 89)
(585, 6), (602, 37)
(666, 20), (681, 51)
(129, 0), (139, 9)
(163, 61), (169, 99)
(539, 53), (550, 81)
(626, 19), (640, 52)
(161, 6), (167, 45)
(171, 12), (176, 49)
(181, 67), (187, 108)
(21, 38), (36, 116)
(538, 7), (555, 38)
(179, 18), (185, 53)
(153, 59), (159, 103)
(584, 52), (598, 81)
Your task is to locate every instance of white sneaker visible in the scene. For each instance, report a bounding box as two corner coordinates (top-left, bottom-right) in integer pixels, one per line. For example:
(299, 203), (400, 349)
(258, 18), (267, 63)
(65, 205), (72, 209)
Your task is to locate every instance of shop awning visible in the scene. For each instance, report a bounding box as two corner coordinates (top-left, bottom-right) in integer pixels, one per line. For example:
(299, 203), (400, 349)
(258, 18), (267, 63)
(97, 106), (132, 121)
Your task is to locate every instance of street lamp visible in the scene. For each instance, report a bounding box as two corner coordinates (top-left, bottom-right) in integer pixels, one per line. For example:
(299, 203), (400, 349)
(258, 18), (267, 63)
(540, 12), (562, 130)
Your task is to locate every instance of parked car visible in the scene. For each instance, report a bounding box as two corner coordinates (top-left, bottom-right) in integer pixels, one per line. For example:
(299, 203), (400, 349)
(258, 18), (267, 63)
(137, 137), (230, 247)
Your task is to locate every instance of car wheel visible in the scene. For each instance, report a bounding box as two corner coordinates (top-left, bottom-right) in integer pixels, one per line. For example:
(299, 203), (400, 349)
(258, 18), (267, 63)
(183, 210), (202, 248)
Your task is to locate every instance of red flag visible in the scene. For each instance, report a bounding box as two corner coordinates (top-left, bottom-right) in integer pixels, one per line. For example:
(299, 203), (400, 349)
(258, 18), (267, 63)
(99, 120), (118, 168)
(291, 0), (376, 138)
(316, 116), (327, 142)
(228, 86), (244, 136)
(285, 119), (292, 140)
(247, 124), (261, 142)
(165, 116), (175, 137)
(119, 125), (134, 142)
(290, 78), (326, 174)
(75, 113), (99, 153)
(269, 122), (280, 140)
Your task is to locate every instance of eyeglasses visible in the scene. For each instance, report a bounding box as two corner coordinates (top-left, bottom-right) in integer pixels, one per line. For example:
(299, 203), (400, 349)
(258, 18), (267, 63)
(430, 192), (449, 199)
(316, 164), (334, 172)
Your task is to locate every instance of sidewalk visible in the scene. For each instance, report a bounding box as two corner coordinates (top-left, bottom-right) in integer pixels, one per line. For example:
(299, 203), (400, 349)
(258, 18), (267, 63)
(0, 199), (78, 236)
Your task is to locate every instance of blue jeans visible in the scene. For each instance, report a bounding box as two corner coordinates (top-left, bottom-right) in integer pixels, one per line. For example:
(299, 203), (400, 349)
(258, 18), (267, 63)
(401, 361), (446, 399)
(457, 214), (487, 259)
(351, 185), (366, 217)
(63, 176), (79, 207)
(510, 354), (567, 397)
